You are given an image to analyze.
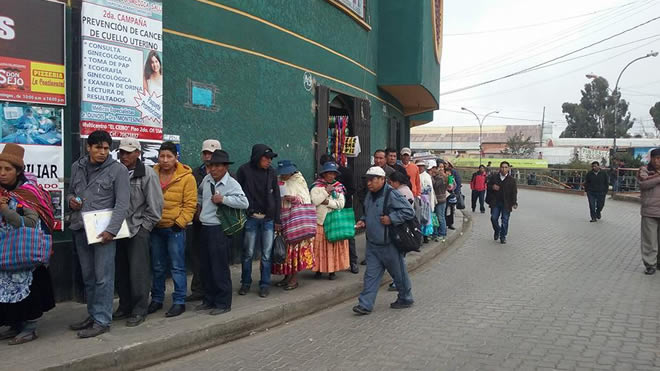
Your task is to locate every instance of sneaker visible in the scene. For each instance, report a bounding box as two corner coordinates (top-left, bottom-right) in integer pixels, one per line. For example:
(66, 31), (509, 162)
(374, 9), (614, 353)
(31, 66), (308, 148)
(259, 287), (270, 298)
(147, 301), (163, 314)
(352, 305), (371, 315)
(126, 315), (145, 327)
(390, 299), (414, 309)
(645, 266), (656, 275)
(238, 285), (249, 295)
(77, 323), (109, 338)
(69, 316), (94, 331)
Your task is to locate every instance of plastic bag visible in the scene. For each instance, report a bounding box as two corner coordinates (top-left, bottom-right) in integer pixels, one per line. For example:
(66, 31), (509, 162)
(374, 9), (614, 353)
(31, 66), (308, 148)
(272, 234), (287, 264)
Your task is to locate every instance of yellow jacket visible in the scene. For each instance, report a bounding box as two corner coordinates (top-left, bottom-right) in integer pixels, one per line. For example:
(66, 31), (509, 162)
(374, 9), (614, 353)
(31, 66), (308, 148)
(154, 162), (197, 228)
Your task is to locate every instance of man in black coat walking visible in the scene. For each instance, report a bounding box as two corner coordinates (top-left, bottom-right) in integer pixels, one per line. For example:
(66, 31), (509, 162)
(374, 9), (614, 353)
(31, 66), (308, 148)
(584, 161), (610, 222)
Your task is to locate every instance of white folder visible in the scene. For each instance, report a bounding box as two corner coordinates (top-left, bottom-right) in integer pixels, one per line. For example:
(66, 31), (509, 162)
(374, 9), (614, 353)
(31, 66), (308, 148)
(81, 209), (130, 244)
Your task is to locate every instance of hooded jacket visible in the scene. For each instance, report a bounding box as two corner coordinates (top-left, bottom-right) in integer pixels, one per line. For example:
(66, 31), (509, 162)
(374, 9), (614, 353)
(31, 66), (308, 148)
(153, 162), (197, 228)
(236, 144), (281, 223)
(67, 155), (130, 236)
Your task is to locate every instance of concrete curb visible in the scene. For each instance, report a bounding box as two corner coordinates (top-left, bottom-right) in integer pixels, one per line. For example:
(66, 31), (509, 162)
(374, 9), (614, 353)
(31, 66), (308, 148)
(44, 214), (472, 371)
(612, 193), (641, 204)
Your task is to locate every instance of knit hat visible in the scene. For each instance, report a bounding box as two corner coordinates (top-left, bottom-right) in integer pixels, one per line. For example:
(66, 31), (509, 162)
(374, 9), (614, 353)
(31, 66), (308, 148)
(0, 143), (25, 169)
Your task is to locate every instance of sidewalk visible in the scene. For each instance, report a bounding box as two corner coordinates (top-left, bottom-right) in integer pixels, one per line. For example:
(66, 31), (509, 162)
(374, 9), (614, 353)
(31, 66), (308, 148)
(1, 214), (468, 371)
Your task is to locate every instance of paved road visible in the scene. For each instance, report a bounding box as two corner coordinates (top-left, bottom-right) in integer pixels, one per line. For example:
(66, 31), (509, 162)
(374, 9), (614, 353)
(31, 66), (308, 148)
(146, 190), (660, 371)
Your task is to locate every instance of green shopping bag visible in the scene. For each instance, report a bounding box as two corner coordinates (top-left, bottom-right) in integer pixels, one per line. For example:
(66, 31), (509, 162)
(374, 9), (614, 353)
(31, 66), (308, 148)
(432, 213), (440, 228)
(323, 208), (355, 242)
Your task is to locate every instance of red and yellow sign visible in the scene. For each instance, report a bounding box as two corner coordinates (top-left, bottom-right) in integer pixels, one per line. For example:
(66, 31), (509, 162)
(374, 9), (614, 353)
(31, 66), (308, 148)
(0, 0), (66, 105)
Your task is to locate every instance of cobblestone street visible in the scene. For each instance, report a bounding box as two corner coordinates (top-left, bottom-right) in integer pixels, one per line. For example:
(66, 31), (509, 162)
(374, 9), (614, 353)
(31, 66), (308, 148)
(147, 190), (660, 371)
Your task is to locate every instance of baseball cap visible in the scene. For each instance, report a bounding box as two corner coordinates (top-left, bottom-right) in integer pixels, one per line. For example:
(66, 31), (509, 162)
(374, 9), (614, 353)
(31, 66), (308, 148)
(400, 147), (412, 156)
(118, 137), (140, 152)
(365, 166), (386, 177)
(415, 159), (427, 166)
(201, 139), (221, 153)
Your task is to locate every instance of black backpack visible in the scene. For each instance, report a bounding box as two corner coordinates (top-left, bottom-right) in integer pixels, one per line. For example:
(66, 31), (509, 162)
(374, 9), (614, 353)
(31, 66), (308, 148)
(383, 187), (422, 253)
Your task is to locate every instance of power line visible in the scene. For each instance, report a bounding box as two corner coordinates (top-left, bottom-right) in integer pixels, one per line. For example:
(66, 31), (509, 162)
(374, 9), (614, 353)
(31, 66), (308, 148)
(441, 0), (655, 81)
(440, 16), (660, 96)
(438, 108), (554, 123)
(444, 4), (638, 36)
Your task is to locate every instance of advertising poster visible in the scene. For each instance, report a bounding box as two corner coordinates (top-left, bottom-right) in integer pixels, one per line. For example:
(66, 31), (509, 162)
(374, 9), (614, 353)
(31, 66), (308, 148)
(80, 0), (163, 140)
(0, 0), (66, 105)
(0, 103), (64, 230)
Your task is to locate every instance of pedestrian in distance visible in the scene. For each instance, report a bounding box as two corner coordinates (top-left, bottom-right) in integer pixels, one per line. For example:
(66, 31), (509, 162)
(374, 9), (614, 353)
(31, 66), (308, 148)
(353, 166), (415, 315)
(638, 148), (660, 275)
(584, 161), (609, 222)
(236, 144), (281, 298)
(470, 165), (487, 213)
(68, 130), (130, 338)
(486, 161), (518, 244)
(187, 139), (221, 302)
(149, 142), (197, 318)
(0, 143), (56, 344)
(444, 160), (460, 230)
(416, 160), (436, 243)
(195, 150), (248, 314)
(114, 138), (163, 327)
(320, 154), (358, 274)
(400, 147), (421, 197)
(310, 161), (350, 280)
(272, 160), (315, 290)
(432, 161), (450, 242)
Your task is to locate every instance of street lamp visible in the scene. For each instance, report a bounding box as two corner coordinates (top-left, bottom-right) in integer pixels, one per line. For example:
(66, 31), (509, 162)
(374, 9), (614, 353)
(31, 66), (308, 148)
(587, 51), (659, 166)
(461, 107), (499, 166)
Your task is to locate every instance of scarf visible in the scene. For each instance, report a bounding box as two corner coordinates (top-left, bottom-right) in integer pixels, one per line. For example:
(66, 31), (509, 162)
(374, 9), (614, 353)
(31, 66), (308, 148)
(1, 173), (54, 232)
(311, 177), (346, 196)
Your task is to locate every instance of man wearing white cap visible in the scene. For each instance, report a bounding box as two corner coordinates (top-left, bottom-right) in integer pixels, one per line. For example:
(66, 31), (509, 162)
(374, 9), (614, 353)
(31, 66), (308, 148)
(353, 166), (415, 315)
(187, 139), (221, 302)
(114, 137), (163, 327)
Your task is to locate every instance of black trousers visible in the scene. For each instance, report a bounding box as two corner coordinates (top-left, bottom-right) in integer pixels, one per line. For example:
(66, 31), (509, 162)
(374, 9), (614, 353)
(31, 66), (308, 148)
(446, 203), (456, 227)
(188, 221), (204, 296)
(471, 190), (485, 212)
(200, 225), (232, 309)
(348, 238), (358, 268)
(116, 227), (151, 316)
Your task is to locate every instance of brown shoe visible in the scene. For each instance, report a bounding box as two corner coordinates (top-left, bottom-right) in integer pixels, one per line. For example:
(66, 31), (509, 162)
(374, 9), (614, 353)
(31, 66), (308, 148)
(77, 323), (109, 338)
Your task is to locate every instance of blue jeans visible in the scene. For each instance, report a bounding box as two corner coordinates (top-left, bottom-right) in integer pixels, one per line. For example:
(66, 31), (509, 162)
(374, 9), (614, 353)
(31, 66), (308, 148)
(491, 203), (511, 239)
(358, 243), (413, 311)
(587, 191), (606, 220)
(74, 230), (116, 327)
(150, 227), (187, 305)
(241, 217), (274, 289)
(434, 202), (447, 237)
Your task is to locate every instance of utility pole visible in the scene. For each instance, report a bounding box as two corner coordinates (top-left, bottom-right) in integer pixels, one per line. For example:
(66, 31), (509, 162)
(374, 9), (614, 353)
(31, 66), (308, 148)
(539, 106), (546, 147)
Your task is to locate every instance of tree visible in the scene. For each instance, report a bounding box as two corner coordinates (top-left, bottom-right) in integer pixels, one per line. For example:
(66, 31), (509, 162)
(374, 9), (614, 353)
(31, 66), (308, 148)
(651, 101), (660, 131)
(501, 131), (536, 158)
(560, 76), (634, 138)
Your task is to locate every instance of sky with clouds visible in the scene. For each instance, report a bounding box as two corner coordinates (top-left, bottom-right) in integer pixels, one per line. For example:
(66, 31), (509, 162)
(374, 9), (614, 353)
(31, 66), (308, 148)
(430, 0), (660, 137)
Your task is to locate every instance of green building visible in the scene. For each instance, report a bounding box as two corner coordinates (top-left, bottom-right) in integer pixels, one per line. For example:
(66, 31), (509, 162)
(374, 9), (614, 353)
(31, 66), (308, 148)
(27, 0), (443, 300)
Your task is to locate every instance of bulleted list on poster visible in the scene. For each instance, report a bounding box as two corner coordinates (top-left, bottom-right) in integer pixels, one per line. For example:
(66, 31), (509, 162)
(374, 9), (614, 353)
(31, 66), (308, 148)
(80, 0), (162, 141)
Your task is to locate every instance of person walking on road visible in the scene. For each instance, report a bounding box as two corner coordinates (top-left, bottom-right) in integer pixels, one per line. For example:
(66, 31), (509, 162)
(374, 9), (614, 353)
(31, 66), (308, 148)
(114, 138), (163, 327)
(470, 165), (487, 213)
(68, 130), (130, 338)
(187, 139), (221, 302)
(149, 142), (197, 318)
(196, 150), (248, 314)
(584, 161), (609, 222)
(486, 161), (518, 244)
(353, 166), (415, 315)
(638, 148), (660, 275)
(236, 144), (281, 298)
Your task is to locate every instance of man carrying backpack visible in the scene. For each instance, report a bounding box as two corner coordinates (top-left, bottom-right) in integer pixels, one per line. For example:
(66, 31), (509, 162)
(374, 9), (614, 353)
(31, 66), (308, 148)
(353, 167), (415, 315)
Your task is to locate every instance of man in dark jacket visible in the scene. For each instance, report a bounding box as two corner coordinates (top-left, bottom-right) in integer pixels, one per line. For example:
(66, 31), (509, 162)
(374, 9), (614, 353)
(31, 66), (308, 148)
(236, 144), (281, 298)
(320, 154), (359, 274)
(67, 130), (130, 338)
(584, 161), (609, 222)
(353, 167), (415, 315)
(187, 139), (221, 302)
(486, 161), (518, 244)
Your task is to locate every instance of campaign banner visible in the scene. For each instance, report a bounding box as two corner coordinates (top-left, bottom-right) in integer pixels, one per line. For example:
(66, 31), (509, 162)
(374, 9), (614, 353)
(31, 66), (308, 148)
(0, 0), (66, 105)
(0, 103), (64, 230)
(80, 0), (163, 140)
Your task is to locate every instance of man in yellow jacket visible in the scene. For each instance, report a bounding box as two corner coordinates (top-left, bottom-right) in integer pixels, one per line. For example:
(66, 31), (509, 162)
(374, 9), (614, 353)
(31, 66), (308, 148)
(148, 142), (197, 317)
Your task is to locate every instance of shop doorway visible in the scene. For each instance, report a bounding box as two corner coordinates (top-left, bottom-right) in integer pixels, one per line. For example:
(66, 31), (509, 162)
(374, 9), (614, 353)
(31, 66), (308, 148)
(315, 86), (371, 214)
